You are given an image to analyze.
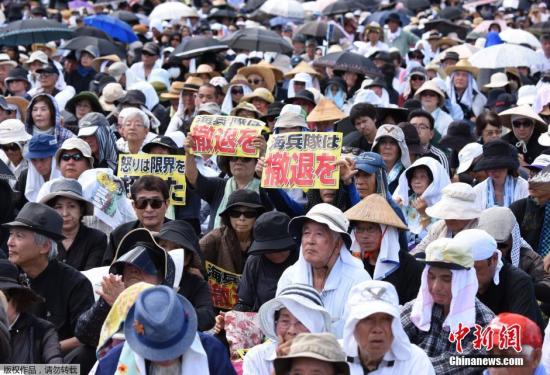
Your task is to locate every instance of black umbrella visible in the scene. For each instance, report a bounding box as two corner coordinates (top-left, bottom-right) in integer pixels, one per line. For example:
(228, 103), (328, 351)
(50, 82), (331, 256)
(207, 8), (237, 20)
(530, 21), (550, 37)
(224, 28), (292, 53)
(322, 0), (379, 16)
(313, 51), (382, 77)
(61, 36), (125, 56)
(296, 21), (346, 43)
(242, 0), (266, 13)
(73, 26), (113, 41)
(404, 0), (430, 12)
(423, 19), (470, 40)
(112, 10), (140, 25)
(0, 19), (73, 46)
(438, 6), (464, 21)
(172, 36), (228, 59)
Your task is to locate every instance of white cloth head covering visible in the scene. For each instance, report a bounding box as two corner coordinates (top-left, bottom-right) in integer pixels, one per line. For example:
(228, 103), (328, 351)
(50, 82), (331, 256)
(454, 229), (503, 285)
(221, 83), (252, 115)
(287, 72), (313, 98)
(25, 157), (61, 202)
(534, 85), (550, 115)
(372, 125), (411, 168)
(351, 225), (401, 280)
(353, 88), (384, 107)
(447, 71), (480, 110)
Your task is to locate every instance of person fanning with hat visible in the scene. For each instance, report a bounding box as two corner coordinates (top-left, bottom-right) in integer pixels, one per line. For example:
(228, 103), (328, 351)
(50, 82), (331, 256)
(4, 202), (94, 357)
(445, 59), (487, 120)
(277, 204), (370, 337)
(77, 112), (118, 171)
(234, 211), (299, 312)
(401, 237), (495, 374)
(96, 286), (236, 375)
(345, 194), (423, 304)
(412, 183), (482, 255)
(39, 179), (106, 271)
(394, 157), (451, 248)
(0, 259), (62, 364)
(344, 280), (434, 374)
(156, 220), (215, 331)
(371, 125), (411, 194)
(243, 285), (332, 375)
(472, 140), (529, 210)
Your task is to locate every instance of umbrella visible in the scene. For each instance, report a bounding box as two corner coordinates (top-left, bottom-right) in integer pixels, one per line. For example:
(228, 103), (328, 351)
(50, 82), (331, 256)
(469, 44), (539, 69)
(242, 0), (267, 13)
(296, 21), (346, 43)
(499, 29), (541, 49)
(172, 36), (228, 59)
(473, 20), (507, 33)
(208, 9), (237, 20)
(313, 51), (381, 77)
(0, 19), (73, 46)
(404, 0), (430, 12)
(364, 10), (411, 27)
(438, 6), (464, 21)
(423, 19), (470, 40)
(269, 17), (303, 27)
(68, 0), (93, 10)
(224, 28), (292, 53)
(73, 26), (112, 40)
(112, 10), (140, 25)
(84, 15), (138, 44)
(260, 0), (305, 19)
(149, 2), (197, 21)
(435, 43), (479, 61)
(322, 0), (378, 16)
(61, 36), (125, 57)
(530, 21), (550, 36)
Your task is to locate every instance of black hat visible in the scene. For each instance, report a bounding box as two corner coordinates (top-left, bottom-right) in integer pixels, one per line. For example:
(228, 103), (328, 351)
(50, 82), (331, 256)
(261, 101), (284, 120)
(494, 93), (516, 114)
(370, 50), (391, 63)
(31, 7), (47, 17)
(36, 63), (59, 75)
(3, 202), (64, 240)
(385, 12), (402, 26)
(142, 136), (178, 154)
(365, 77), (386, 89)
(292, 33), (307, 43)
(142, 42), (160, 56)
(285, 89), (315, 106)
(377, 106), (409, 125)
(442, 51), (460, 62)
(439, 121), (476, 152)
(485, 88), (506, 109)
(218, 189), (265, 217)
(473, 140), (519, 172)
(398, 122), (424, 155)
(157, 220), (200, 257)
(119, 90), (146, 107)
(0, 259), (44, 306)
(5, 66), (30, 90)
(403, 99), (422, 111)
(248, 211), (297, 254)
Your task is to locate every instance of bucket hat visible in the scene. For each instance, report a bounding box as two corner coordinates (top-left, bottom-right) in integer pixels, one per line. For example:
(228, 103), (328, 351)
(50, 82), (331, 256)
(274, 111), (307, 131)
(24, 51), (48, 67)
(39, 178), (94, 216)
(218, 189), (265, 217)
(473, 140), (519, 172)
(230, 102), (262, 118)
(156, 220), (201, 258)
(345, 194), (408, 230)
(483, 72), (509, 89)
(65, 91), (103, 115)
(355, 152), (385, 174)
(274, 333), (350, 375)
(189, 64), (220, 79)
(289, 203), (352, 249)
(77, 112), (109, 138)
(414, 80), (445, 105)
(0, 259), (44, 305)
(0, 119), (31, 144)
(181, 76), (203, 92)
(142, 136), (178, 154)
(456, 142), (483, 174)
(243, 87), (275, 105)
(124, 285), (198, 362)
(425, 182), (481, 220)
(107, 62), (129, 82)
(444, 59), (479, 77)
(99, 83), (126, 112)
(306, 98), (346, 123)
(516, 85), (537, 107)
(439, 121), (476, 151)
(423, 237), (474, 270)
(24, 134), (58, 160)
(477, 206), (516, 243)
(286, 89), (315, 107)
(5, 66), (31, 91)
(499, 105), (546, 131)
(197, 102), (221, 115)
(249, 211), (297, 254)
(118, 90), (146, 107)
(0, 54), (16, 68)
(142, 42), (160, 56)
(3, 202), (64, 240)
(54, 137), (94, 167)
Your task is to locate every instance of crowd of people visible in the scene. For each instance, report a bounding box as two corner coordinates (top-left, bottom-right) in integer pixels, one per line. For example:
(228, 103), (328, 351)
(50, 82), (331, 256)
(0, 0), (550, 374)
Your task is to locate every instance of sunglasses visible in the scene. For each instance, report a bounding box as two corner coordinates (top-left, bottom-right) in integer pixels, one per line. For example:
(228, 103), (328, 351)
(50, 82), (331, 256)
(60, 153), (84, 162)
(135, 197), (165, 209)
(1, 143), (19, 151)
(411, 75), (425, 81)
(512, 120), (533, 128)
(248, 78), (262, 85)
(229, 156), (254, 162)
(228, 210), (258, 219)
(231, 88), (244, 95)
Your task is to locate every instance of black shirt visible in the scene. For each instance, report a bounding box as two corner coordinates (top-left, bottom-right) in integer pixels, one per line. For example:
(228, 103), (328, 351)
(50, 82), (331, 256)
(57, 225), (107, 271)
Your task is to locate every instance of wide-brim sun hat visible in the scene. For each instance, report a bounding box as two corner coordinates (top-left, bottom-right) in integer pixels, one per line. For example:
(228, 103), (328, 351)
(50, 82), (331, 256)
(242, 87), (275, 105)
(230, 101), (262, 117)
(0, 119), (31, 144)
(237, 64), (276, 92)
(249, 211), (296, 254)
(473, 139), (519, 172)
(414, 79), (445, 104)
(284, 61), (321, 79)
(499, 105), (547, 132)
(444, 58), (479, 78)
(39, 178), (94, 216)
(483, 72), (509, 89)
(425, 182), (481, 220)
(345, 194), (408, 230)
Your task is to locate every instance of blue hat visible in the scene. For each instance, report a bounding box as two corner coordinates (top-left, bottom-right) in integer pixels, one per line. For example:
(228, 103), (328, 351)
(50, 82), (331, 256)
(24, 134), (58, 160)
(124, 285), (198, 362)
(355, 152), (384, 174)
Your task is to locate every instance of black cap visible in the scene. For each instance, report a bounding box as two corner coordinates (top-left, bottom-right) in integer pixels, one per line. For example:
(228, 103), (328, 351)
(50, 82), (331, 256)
(142, 42), (160, 56)
(385, 13), (402, 25)
(119, 90), (146, 107)
(142, 136), (178, 154)
(248, 211), (297, 254)
(157, 220), (200, 257)
(261, 101), (284, 119)
(218, 189), (265, 217)
(442, 51), (460, 62)
(285, 89), (315, 106)
(3, 202), (65, 240)
(494, 93), (516, 114)
(36, 63), (59, 75)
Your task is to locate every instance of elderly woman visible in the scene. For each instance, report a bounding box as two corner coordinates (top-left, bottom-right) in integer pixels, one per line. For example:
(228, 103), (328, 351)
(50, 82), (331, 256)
(345, 194), (423, 304)
(64, 91), (103, 123)
(344, 281), (434, 374)
(393, 157), (451, 247)
(237, 64), (276, 93)
(221, 74), (251, 115)
(445, 60), (487, 120)
(25, 94), (74, 144)
(77, 112), (118, 170)
(472, 140), (529, 210)
(475, 111), (503, 144)
(115, 107), (156, 154)
(40, 179), (107, 271)
(371, 125), (411, 194)
(414, 80), (453, 141)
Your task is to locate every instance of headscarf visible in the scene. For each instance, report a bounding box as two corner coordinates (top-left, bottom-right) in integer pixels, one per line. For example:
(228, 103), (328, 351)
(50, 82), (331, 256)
(25, 93), (75, 144)
(91, 114), (118, 170)
(221, 84), (252, 115)
(447, 72), (480, 111)
(287, 73), (313, 99)
(25, 156), (61, 202)
(324, 81), (347, 108)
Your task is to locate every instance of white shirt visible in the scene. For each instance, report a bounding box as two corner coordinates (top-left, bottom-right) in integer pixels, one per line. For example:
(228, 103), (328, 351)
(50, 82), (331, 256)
(348, 344), (435, 375)
(535, 50), (550, 74)
(129, 60), (163, 82)
(242, 341), (276, 375)
(428, 107), (453, 138)
(473, 177), (529, 210)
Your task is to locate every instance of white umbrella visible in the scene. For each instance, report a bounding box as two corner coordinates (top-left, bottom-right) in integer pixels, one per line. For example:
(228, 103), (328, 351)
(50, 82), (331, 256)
(435, 43), (479, 61)
(259, 0), (305, 19)
(499, 29), (541, 49)
(469, 44), (540, 69)
(149, 2), (197, 21)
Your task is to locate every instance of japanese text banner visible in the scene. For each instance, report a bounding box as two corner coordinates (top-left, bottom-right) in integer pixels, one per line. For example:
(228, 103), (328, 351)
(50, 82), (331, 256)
(117, 154), (186, 205)
(190, 115), (264, 157)
(205, 261), (241, 310)
(261, 132), (342, 189)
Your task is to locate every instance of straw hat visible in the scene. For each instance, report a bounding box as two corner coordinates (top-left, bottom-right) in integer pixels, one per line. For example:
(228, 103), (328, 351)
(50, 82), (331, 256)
(91, 54), (121, 73)
(444, 59), (479, 77)
(284, 61), (321, 79)
(237, 64), (276, 92)
(230, 101), (262, 117)
(499, 105), (547, 130)
(133, 24), (149, 34)
(242, 87), (275, 104)
(189, 64), (220, 79)
(5, 96), (29, 123)
(344, 194), (408, 230)
(160, 81), (184, 100)
(483, 72), (509, 90)
(306, 98), (346, 123)
(229, 74), (249, 87)
(181, 76), (203, 92)
(257, 60), (284, 82)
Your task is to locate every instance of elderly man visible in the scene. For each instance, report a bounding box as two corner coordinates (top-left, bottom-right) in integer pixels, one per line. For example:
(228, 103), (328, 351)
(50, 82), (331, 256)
(454, 229), (544, 333)
(344, 280), (434, 374)
(277, 203), (370, 337)
(401, 237), (494, 374)
(413, 183), (481, 255)
(4, 202), (94, 357)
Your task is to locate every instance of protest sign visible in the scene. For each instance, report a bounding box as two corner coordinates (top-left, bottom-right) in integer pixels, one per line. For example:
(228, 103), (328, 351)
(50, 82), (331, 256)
(205, 261), (241, 310)
(117, 154), (186, 205)
(190, 115), (264, 157)
(261, 132), (343, 189)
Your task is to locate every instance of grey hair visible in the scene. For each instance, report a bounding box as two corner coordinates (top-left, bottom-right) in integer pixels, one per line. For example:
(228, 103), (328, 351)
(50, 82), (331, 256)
(33, 233), (58, 260)
(122, 107), (150, 129)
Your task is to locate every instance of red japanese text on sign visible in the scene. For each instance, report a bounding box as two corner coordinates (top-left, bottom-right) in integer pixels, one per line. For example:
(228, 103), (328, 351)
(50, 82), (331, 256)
(205, 261), (241, 310)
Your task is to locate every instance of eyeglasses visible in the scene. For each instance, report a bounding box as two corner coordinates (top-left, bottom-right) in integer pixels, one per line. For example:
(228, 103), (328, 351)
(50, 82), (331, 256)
(512, 119), (533, 128)
(248, 78), (262, 85)
(231, 88), (244, 95)
(229, 156), (254, 162)
(412, 123), (431, 131)
(0, 143), (19, 151)
(275, 318), (306, 330)
(410, 75), (425, 82)
(410, 54), (423, 60)
(228, 210), (258, 219)
(134, 197), (165, 209)
(60, 153), (84, 162)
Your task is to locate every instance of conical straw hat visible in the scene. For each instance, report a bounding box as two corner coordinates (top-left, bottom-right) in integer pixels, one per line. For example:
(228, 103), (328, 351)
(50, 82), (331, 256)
(306, 98), (346, 122)
(344, 194), (408, 230)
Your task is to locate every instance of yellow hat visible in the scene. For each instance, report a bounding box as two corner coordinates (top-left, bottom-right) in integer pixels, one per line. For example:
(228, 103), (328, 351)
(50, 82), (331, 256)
(160, 81), (185, 100)
(284, 61), (321, 79)
(306, 98), (346, 123)
(242, 87), (275, 104)
(424, 237), (474, 270)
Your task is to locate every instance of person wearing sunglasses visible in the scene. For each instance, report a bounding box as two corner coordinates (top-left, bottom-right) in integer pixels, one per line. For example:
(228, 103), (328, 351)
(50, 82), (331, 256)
(399, 67), (427, 107)
(54, 138), (94, 180)
(0, 119), (31, 182)
(220, 74), (251, 115)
